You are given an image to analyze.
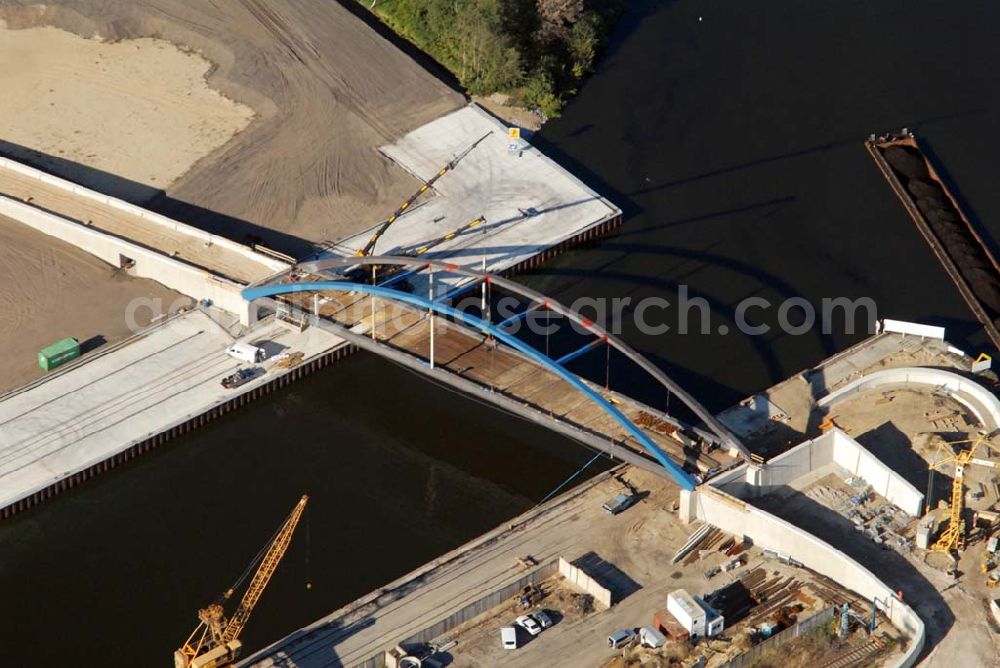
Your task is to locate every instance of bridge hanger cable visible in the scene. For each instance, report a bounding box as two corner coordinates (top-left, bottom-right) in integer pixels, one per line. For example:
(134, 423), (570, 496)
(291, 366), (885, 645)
(535, 450), (607, 508)
(605, 339), (611, 391)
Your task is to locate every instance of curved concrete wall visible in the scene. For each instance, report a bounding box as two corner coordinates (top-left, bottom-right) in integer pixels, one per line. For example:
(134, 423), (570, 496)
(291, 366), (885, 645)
(819, 367), (1000, 431)
(684, 486), (925, 666)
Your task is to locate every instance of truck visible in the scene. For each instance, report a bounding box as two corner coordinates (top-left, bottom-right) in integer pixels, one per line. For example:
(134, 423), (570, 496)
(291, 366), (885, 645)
(500, 626), (517, 650)
(221, 368), (256, 389)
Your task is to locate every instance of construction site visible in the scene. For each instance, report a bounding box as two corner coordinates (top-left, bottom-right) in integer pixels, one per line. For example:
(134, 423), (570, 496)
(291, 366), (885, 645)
(232, 325), (1000, 668)
(0, 2), (999, 668)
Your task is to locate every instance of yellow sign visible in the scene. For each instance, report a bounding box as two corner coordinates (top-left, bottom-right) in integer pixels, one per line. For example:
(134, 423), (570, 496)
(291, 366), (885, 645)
(508, 127), (521, 140)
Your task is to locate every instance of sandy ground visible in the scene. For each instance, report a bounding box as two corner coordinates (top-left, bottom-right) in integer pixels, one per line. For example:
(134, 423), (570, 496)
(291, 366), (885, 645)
(0, 25), (254, 202)
(0, 215), (186, 393)
(0, 1), (464, 255)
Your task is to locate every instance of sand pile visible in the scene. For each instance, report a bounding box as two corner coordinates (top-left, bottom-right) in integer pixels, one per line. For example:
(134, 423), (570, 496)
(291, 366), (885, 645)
(0, 1), (464, 254)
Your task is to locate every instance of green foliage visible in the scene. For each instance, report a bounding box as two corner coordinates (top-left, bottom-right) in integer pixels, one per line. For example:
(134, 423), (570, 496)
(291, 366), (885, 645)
(568, 12), (601, 78)
(360, 0), (626, 118)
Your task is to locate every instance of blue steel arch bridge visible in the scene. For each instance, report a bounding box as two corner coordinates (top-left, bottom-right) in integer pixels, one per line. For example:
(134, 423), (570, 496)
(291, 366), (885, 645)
(243, 257), (750, 491)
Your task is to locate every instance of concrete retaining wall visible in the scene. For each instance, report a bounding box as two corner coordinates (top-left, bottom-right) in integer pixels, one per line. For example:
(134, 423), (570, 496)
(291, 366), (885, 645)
(682, 486), (925, 667)
(819, 366), (1000, 432)
(714, 429), (923, 517)
(0, 195), (254, 320)
(558, 557), (613, 608)
(0, 156), (287, 273)
(831, 431), (924, 516)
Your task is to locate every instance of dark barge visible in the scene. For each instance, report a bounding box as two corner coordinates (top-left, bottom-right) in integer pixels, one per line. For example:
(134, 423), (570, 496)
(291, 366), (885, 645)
(866, 130), (1000, 348)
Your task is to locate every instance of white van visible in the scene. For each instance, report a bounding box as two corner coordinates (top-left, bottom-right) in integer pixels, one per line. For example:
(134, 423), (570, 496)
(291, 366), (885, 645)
(227, 343), (266, 364)
(500, 626), (517, 650)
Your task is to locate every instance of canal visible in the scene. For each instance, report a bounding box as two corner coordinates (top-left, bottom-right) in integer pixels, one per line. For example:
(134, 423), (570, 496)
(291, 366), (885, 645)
(1, 0), (997, 664)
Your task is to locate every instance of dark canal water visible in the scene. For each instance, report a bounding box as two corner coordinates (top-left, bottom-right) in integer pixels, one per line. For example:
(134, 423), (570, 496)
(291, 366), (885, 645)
(1, 0), (998, 664)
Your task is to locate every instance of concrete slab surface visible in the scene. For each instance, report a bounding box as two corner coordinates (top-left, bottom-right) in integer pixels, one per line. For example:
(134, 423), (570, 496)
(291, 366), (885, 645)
(0, 309), (343, 511)
(321, 105), (620, 297)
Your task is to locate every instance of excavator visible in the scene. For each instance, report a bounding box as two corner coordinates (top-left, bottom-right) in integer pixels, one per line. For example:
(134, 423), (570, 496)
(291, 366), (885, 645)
(174, 495), (309, 668)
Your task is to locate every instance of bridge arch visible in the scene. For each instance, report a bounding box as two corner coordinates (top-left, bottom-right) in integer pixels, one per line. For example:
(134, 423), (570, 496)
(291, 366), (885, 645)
(245, 257), (750, 489)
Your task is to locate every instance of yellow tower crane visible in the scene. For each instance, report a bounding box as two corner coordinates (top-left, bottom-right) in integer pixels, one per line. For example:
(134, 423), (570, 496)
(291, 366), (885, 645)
(929, 435), (998, 554)
(174, 495), (309, 668)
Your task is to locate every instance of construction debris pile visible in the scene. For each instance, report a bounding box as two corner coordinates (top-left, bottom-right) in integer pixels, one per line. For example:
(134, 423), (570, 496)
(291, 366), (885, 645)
(805, 478), (914, 552)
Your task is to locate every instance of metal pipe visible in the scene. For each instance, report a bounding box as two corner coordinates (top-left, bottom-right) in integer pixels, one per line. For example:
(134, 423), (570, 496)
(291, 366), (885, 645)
(555, 338), (605, 366)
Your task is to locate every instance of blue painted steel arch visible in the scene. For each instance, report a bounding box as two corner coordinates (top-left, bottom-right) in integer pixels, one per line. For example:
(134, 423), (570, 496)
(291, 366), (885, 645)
(243, 281), (697, 490)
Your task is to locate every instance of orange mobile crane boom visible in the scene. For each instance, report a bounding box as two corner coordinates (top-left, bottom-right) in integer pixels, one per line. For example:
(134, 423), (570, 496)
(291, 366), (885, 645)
(174, 495), (309, 668)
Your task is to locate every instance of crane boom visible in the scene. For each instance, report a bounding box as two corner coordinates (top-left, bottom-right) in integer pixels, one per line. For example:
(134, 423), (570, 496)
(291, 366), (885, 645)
(224, 495), (308, 642)
(355, 133), (490, 257)
(175, 495), (309, 668)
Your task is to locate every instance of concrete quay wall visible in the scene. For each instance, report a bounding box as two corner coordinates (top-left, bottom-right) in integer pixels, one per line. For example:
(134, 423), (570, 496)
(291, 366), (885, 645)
(0, 156), (287, 273)
(714, 429), (923, 516)
(0, 337), (355, 521)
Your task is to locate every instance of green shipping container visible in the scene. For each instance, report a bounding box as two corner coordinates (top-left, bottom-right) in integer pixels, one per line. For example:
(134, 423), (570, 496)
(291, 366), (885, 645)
(38, 337), (81, 371)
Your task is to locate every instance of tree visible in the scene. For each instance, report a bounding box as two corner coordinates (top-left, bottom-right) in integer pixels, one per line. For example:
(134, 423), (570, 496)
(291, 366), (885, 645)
(453, 0), (523, 94)
(537, 0), (584, 42)
(567, 11), (601, 78)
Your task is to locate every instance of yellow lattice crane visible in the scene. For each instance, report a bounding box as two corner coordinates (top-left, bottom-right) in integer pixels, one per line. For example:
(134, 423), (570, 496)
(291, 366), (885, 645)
(174, 495), (309, 668)
(929, 435), (998, 554)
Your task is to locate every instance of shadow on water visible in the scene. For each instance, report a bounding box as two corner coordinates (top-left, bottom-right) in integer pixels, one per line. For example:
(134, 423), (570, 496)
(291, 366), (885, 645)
(0, 139), (319, 258)
(530, 131), (641, 218)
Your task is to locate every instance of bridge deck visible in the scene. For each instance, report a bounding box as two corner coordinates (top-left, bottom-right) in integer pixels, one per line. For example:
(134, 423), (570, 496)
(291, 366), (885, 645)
(279, 289), (734, 474)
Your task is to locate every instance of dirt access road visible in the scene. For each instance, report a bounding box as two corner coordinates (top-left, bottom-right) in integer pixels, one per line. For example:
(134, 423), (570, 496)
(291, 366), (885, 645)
(0, 1), (464, 255)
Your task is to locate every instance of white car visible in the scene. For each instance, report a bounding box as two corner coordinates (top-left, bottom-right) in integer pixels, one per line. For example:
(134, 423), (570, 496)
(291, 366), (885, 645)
(532, 610), (554, 629)
(515, 614), (542, 636)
